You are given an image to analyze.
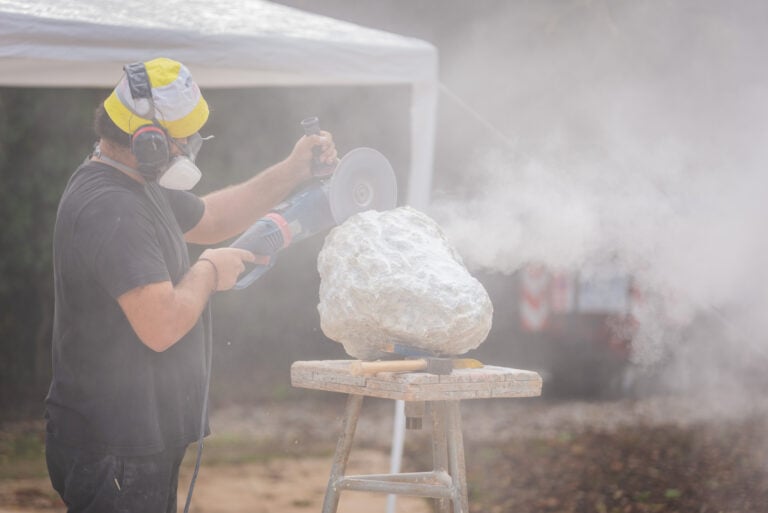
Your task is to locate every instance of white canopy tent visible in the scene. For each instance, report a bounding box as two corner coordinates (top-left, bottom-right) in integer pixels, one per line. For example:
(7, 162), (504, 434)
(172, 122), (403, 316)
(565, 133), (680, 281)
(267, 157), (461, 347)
(0, 0), (438, 208)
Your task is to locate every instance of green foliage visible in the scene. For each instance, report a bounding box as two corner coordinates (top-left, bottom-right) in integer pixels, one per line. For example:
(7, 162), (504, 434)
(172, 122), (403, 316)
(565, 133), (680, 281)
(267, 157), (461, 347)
(0, 421), (47, 478)
(664, 488), (682, 499)
(0, 89), (101, 282)
(0, 87), (106, 410)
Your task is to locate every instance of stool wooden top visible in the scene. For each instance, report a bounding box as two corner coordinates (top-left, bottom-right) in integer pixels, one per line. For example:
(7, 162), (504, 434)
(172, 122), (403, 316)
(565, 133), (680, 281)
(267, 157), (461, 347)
(290, 360), (542, 401)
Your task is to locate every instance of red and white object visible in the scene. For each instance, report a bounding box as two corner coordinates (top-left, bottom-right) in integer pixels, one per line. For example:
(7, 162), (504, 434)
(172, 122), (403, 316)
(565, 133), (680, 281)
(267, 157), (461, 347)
(520, 265), (552, 331)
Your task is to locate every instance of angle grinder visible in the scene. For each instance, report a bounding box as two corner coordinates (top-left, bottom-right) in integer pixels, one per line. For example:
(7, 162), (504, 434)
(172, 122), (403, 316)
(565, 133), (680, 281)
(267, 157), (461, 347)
(230, 118), (398, 289)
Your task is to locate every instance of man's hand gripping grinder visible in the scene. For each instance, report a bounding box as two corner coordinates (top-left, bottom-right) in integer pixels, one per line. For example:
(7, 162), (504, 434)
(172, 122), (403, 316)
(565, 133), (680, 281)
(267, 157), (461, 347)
(230, 118), (398, 288)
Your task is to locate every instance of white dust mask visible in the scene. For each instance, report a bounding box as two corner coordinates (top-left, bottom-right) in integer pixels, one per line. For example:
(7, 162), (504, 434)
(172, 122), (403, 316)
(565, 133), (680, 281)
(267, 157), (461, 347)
(156, 133), (213, 191)
(156, 156), (202, 191)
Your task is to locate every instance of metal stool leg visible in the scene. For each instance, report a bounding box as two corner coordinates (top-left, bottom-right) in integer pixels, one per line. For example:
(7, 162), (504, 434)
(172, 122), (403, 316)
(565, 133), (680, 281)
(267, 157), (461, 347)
(430, 401), (451, 513)
(446, 400), (468, 513)
(322, 394), (364, 513)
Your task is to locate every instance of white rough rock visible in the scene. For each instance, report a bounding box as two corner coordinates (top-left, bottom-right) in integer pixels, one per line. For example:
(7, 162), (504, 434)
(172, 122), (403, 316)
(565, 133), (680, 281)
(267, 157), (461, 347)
(317, 206), (493, 359)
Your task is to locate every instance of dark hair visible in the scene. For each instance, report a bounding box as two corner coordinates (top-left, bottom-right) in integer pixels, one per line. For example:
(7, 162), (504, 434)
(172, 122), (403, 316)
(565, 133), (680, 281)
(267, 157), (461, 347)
(93, 103), (131, 148)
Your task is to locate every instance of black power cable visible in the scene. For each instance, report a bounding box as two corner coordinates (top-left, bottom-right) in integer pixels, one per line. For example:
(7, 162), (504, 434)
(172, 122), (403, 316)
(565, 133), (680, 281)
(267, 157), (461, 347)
(183, 302), (213, 513)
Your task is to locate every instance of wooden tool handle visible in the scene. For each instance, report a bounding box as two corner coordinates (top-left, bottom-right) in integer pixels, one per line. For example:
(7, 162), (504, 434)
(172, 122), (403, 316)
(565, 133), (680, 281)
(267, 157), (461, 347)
(349, 359), (427, 376)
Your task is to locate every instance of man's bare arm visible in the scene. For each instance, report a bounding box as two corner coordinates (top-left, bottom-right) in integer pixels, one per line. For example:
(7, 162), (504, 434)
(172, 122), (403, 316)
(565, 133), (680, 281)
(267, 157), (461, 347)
(184, 133), (336, 245)
(117, 248), (255, 352)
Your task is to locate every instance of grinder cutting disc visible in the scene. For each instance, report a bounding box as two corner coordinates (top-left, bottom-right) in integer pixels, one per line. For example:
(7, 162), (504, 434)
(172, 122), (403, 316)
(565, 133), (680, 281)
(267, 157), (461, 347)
(328, 147), (398, 224)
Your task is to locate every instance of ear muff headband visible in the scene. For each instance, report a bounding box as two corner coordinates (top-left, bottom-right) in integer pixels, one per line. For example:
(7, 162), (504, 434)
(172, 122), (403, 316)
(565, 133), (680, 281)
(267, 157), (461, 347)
(123, 62), (154, 117)
(124, 62), (170, 179)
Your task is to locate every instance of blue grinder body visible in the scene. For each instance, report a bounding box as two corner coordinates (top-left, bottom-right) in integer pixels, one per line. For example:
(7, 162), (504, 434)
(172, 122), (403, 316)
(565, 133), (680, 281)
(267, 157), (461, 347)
(230, 182), (336, 289)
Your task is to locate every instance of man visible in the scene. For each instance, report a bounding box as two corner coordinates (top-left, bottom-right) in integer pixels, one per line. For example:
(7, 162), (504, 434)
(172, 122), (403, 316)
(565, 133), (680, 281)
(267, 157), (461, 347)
(44, 57), (337, 512)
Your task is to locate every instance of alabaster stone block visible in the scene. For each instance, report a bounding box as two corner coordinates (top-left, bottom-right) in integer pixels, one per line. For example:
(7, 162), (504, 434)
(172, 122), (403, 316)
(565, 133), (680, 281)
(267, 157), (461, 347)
(317, 206), (493, 359)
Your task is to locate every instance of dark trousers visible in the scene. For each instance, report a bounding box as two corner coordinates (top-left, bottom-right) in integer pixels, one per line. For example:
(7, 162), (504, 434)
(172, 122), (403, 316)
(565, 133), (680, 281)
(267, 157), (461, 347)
(46, 436), (188, 513)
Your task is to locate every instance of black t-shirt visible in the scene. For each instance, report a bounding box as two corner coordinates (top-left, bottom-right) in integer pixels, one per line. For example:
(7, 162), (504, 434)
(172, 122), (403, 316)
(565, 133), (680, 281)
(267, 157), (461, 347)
(45, 160), (207, 456)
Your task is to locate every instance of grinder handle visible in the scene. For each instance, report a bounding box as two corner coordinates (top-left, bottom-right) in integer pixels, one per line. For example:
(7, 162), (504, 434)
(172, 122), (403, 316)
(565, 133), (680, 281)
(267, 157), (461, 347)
(301, 116), (321, 135)
(349, 359), (428, 376)
(300, 116), (335, 177)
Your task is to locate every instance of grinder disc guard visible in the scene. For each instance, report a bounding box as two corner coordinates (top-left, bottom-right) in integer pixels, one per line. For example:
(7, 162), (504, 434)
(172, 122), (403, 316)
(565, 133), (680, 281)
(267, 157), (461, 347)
(328, 147), (398, 224)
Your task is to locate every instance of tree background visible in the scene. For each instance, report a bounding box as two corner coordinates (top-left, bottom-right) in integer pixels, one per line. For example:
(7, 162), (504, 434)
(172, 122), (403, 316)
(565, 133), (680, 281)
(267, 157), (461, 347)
(0, 88), (105, 413)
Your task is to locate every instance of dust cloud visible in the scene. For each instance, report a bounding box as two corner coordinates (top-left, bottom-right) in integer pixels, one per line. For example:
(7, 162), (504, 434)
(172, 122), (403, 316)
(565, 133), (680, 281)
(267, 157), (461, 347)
(429, 1), (768, 391)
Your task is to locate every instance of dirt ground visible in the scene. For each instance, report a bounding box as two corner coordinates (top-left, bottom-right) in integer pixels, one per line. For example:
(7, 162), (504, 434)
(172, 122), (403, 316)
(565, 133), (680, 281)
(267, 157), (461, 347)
(0, 450), (431, 513)
(2, 392), (768, 513)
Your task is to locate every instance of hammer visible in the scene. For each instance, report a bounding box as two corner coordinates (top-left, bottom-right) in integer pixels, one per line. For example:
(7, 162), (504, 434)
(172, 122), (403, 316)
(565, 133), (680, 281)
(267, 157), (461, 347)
(348, 357), (483, 376)
(348, 357), (483, 430)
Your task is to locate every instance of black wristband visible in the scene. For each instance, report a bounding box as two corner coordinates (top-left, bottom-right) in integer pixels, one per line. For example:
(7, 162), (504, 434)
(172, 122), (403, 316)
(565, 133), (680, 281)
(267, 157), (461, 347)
(198, 257), (218, 292)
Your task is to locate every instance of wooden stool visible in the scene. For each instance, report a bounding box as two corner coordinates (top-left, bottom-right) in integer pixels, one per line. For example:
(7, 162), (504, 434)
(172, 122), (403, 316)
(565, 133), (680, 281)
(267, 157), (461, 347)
(291, 360), (542, 513)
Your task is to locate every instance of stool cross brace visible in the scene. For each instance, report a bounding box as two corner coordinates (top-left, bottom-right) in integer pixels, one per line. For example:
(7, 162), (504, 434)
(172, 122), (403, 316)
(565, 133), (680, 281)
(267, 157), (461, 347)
(322, 394), (467, 513)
